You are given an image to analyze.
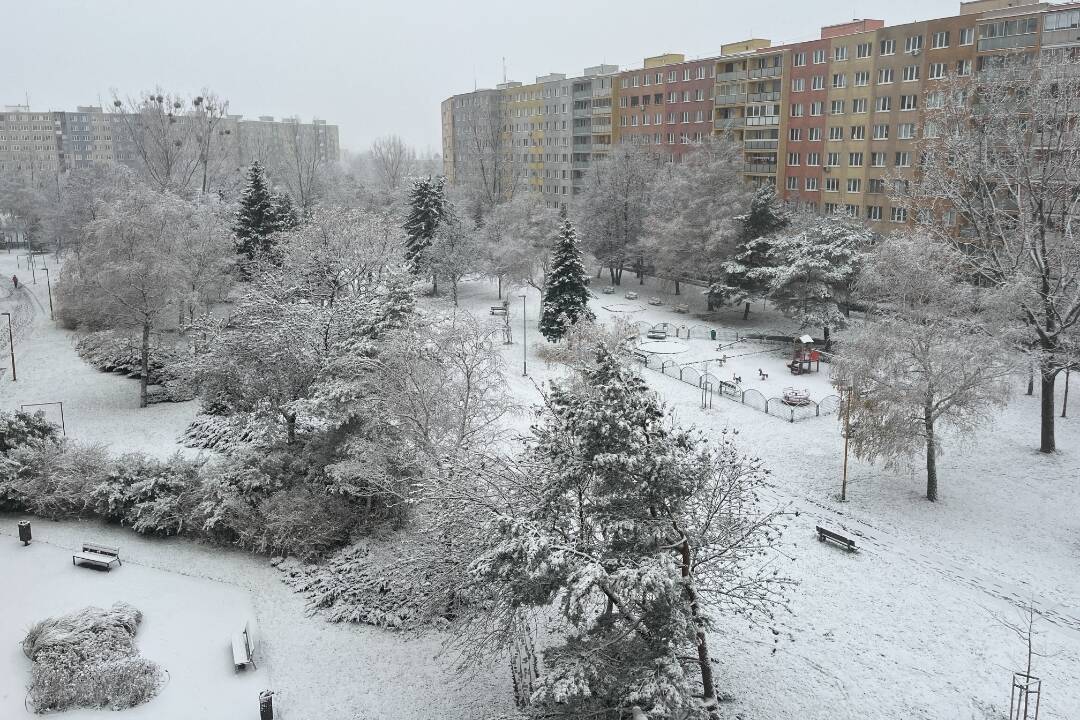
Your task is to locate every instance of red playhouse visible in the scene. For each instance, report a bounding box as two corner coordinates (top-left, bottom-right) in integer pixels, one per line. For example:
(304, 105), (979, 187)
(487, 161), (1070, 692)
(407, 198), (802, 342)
(789, 335), (821, 375)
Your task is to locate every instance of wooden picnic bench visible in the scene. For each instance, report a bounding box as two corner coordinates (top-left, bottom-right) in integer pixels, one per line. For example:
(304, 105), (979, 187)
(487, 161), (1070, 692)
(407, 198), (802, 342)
(490, 305), (508, 316)
(647, 297), (663, 306)
(673, 303), (689, 314)
(72, 542), (122, 571)
(624, 291), (638, 300)
(602, 286), (616, 294)
(232, 621), (257, 670)
(816, 525), (856, 553)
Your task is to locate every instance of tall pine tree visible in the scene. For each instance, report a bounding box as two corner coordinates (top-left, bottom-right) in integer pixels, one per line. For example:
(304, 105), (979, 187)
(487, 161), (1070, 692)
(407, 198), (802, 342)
(540, 218), (593, 341)
(233, 161), (280, 265)
(271, 191), (300, 232)
(403, 176), (452, 286)
(715, 184), (790, 318)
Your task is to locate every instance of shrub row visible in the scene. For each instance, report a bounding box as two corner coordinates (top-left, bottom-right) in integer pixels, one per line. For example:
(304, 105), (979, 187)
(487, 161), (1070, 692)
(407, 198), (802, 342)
(74, 330), (194, 403)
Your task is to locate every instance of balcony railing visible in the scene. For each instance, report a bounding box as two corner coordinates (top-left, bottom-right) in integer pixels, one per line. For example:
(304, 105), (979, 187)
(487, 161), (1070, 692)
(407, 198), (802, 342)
(748, 66), (782, 79)
(716, 70), (747, 82)
(744, 162), (778, 174)
(714, 117), (741, 129)
(748, 91), (781, 102)
(715, 93), (747, 105)
(745, 116), (780, 126)
(745, 139), (779, 150)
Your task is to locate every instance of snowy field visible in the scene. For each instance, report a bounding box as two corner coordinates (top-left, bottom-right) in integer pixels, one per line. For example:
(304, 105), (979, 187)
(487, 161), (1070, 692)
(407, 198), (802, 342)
(2, 259), (1078, 719)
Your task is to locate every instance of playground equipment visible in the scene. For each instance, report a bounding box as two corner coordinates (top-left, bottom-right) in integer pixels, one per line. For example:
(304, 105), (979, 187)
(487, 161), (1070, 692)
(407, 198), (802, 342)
(789, 334), (821, 375)
(782, 387), (812, 406)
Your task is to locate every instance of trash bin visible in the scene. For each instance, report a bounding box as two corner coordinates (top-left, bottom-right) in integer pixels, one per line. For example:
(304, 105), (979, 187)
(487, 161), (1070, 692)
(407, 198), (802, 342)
(18, 521), (31, 545)
(259, 690), (274, 720)
(710, 329), (716, 341)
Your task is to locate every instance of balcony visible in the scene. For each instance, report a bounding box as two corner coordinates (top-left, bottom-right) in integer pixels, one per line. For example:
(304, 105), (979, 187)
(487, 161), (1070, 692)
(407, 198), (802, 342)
(745, 116), (780, 126)
(716, 70), (747, 82)
(715, 93), (747, 106)
(744, 162), (778, 174)
(745, 139), (779, 150)
(748, 66), (782, 79)
(748, 91), (781, 103)
(714, 117), (741, 130)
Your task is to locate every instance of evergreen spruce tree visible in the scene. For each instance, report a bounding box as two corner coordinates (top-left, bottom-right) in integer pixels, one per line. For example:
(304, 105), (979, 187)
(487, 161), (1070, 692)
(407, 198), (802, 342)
(539, 218), (594, 341)
(233, 161), (279, 265)
(715, 184), (790, 318)
(270, 191), (300, 232)
(403, 176), (452, 281)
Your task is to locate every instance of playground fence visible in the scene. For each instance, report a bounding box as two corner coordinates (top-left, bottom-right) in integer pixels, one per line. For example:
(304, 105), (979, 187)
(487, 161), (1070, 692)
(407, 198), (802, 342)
(635, 347), (841, 423)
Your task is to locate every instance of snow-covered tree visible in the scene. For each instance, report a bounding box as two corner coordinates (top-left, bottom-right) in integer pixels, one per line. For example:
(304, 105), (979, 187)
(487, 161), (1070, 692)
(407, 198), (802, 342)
(462, 347), (790, 718)
(478, 192), (560, 299)
(426, 219), (482, 306)
(369, 135), (417, 192)
(403, 176), (453, 290)
(643, 137), (750, 302)
(270, 190), (300, 232)
(718, 184), (790, 318)
(575, 144), (655, 285)
(539, 218), (594, 341)
(834, 234), (1013, 501)
(767, 213), (869, 344)
(904, 56), (1080, 454)
(233, 161), (279, 265)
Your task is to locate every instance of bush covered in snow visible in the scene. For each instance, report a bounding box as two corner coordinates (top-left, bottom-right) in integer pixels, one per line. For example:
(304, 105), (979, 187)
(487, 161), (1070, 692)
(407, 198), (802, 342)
(75, 330), (194, 403)
(22, 602), (165, 713)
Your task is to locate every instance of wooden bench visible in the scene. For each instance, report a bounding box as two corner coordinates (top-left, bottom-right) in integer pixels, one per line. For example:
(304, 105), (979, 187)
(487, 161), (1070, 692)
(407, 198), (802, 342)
(601, 286), (616, 294)
(72, 542), (121, 571)
(647, 297), (663, 306)
(673, 303), (689, 314)
(632, 349), (649, 364)
(624, 291), (639, 300)
(232, 621), (256, 670)
(816, 525), (856, 552)
(490, 305), (508, 316)
(646, 329), (667, 340)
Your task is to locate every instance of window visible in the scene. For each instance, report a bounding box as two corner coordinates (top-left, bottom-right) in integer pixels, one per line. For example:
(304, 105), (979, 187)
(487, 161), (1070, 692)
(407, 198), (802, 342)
(898, 123), (916, 139)
(876, 96), (893, 112)
(923, 120), (940, 138)
(857, 42), (873, 59)
(943, 209), (957, 226)
(683, 91), (691, 102)
(808, 127), (822, 141)
(830, 100), (845, 115)
(891, 207), (908, 222)
(787, 152), (800, 166)
(929, 62), (947, 80)
(835, 46), (848, 61)
(826, 152), (840, 167)
(900, 95), (918, 111)
(668, 70), (677, 82)
(807, 151), (821, 165)
(789, 127), (803, 141)
(851, 125), (866, 140)
(852, 98), (868, 113)
(871, 152), (886, 167)
(812, 75), (825, 90)
(926, 90), (945, 109)
(867, 205), (883, 220)
(793, 51), (806, 67)
(695, 110), (705, 122)
(956, 59), (972, 76)
(825, 177), (840, 192)
(668, 91), (678, 103)
(683, 68), (691, 81)
(825, 202), (839, 214)
(959, 27), (974, 45)
(895, 151), (912, 167)
(854, 71), (870, 87)
(792, 78), (805, 92)
(849, 152), (864, 167)
(932, 30), (950, 49)
(786, 176), (799, 190)
(682, 111), (690, 123)
(880, 39), (896, 55)
(832, 73), (847, 88)
(873, 123), (890, 139)
(829, 126), (844, 140)
(644, 74), (652, 86)
(878, 67), (895, 84)
(813, 48), (826, 64)
(810, 101), (824, 116)
(868, 178), (886, 193)
(903, 65), (920, 82)
(847, 178), (862, 192)
(805, 177), (819, 191)
(905, 35), (923, 53)
(791, 103), (804, 117)
(697, 66), (707, 80)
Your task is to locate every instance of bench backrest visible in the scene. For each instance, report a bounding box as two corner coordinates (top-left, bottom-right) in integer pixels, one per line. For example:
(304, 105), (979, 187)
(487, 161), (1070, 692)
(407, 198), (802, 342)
(82, 542), (120, 557)
(241, 621), (256, 655)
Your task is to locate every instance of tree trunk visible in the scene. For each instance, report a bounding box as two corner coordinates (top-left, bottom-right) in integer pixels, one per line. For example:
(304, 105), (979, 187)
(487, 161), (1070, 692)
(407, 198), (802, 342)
(139, 321), (151, 409)
(674, 280), (680, 296)
(743, 301), (751, 321)
(1026, 364), (1034, 396)
(497, 275), (503, 300)
(823, 326), (831, 347)
(283, 411), (297, 445)
(675, 529), (718, 717)
(432, 273), (439, 296)
(608, 266), (616, 285)
(1063, 368), (1070, 419)
(924, 402), (938, 502)
(1040, 363), (1056, 453)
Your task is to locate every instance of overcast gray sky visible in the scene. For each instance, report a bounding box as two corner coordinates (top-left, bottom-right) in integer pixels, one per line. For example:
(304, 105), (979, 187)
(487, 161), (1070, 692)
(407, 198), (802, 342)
(6, 0), (956, 154)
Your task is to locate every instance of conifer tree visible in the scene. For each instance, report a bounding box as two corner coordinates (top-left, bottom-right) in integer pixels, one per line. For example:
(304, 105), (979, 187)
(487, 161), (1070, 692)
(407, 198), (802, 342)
(271, 191), (300, 232)
(402, 176), (452, 280)
(716, 184), (790, 318)
(233, 161), (279, 264)
(539, 218), (593, 341)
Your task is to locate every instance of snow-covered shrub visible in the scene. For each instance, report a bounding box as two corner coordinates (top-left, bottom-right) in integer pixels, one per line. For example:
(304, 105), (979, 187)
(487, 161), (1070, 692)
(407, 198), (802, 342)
(19, 442), (112, 518)
(22, 602), (165, 712)
(0, 409), (60, 453)
(243, 486), (355, 560)
(87, 453), (203, 535)
(75, 330), (194, 402)
(180, 412), (281, 452)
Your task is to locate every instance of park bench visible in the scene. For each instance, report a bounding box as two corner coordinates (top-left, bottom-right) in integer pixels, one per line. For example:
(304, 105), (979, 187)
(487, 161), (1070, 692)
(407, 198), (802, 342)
(673, 303), (689, 314)
(490, 305), (508, 316)
(647, 297), (663, 306)
(632, 349), (649, 364)
(624, 291), (639, 300)
(646, 329), (667, 340)
(72, 542), (121, 571)
(232, 621), (257, 670)
(602, 286), (615, 294)
(816, 525), (856, 553)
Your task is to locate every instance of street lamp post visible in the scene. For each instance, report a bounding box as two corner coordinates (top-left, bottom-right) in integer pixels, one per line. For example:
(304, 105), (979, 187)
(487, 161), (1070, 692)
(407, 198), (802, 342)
(43, 267), (54, 320)
(2, 312), (15, 381)
(519, 294), (527, 376)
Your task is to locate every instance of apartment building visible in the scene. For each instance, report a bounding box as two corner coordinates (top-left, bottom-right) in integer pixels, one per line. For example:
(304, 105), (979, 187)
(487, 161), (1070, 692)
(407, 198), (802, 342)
(0, 104), (339, 179)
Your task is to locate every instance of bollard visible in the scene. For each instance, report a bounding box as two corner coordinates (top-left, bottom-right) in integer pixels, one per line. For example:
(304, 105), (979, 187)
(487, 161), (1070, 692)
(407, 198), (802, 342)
(710, 329), (716, 341)
(259, 690), (274, 720)
(18, 521), (31, 545)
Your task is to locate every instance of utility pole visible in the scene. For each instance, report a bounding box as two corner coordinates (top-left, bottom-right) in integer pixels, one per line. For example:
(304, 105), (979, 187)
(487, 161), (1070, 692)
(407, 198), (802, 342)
(43, 267), (54, 320)
(841, 385), (852, 501)
(519, 294), (527, 376)
(2, 312), (15, 381)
